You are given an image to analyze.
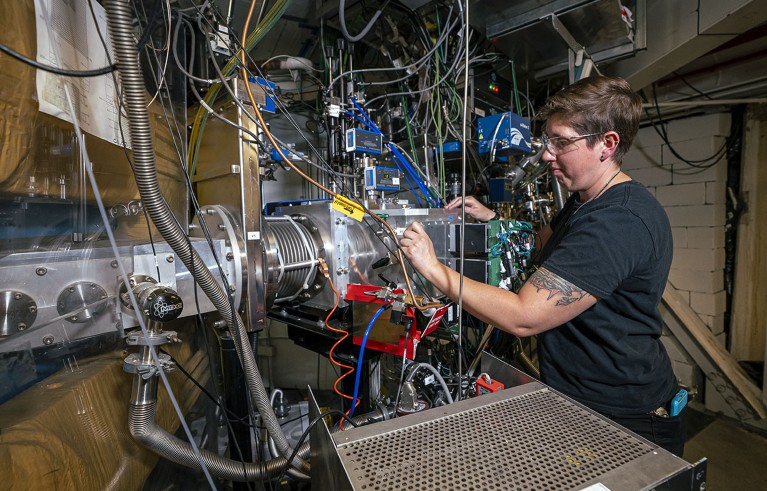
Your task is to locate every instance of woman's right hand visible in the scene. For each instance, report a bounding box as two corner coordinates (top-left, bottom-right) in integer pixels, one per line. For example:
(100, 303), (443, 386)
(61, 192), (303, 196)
(445, 196), (495, 222)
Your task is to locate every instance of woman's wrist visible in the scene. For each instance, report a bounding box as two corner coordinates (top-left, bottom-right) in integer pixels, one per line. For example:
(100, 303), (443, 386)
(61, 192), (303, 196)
(480, 211), (501, 222)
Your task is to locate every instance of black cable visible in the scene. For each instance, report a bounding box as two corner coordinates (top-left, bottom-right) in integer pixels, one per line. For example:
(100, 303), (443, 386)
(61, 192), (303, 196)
(160, 348), (257, 427)
(642, 85), (728, 170)
(671, 71), (713, 100)
(276, 409), (359, 483)
(0, 42), (117, 77)
(136, 0), (166, 52)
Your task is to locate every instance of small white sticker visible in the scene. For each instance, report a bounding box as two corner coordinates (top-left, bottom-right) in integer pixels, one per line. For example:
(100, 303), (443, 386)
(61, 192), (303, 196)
(475, 107), (486, 117)
(392, 177), (400, 185)
(247, 231), (260, 240)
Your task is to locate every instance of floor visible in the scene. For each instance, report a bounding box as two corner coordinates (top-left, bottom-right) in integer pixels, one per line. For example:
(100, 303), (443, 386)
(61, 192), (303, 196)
(683, 405), (767, 490)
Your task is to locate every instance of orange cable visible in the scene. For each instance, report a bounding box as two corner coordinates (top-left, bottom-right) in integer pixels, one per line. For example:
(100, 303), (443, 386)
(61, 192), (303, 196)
(323, 275), (361, 430)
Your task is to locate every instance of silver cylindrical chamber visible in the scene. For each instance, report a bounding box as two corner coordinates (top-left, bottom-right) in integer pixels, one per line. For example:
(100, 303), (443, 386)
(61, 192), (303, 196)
(263, 216), (322, 303)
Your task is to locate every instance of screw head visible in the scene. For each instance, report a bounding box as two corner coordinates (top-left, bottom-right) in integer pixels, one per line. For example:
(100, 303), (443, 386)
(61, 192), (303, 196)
(29, 306), (37, 313)
(166, 255), (174, 263)
(226, 252), (234, 261)
(35, 267), (47, 276)
(14, 292), (22, 300)
(42, 335), (54, 345)
(17, 323), (27, 331)
(111, 260), (119, 268)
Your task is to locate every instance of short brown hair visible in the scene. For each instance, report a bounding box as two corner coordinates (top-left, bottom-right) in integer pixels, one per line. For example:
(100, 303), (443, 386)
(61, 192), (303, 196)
(539, 76), (642, 164)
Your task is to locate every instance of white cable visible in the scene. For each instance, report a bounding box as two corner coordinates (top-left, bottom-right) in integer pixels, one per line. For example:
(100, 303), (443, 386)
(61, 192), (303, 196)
(260, 55), (322, 72)
(339, 0), (383, 42)
(146, 0), (171, 107)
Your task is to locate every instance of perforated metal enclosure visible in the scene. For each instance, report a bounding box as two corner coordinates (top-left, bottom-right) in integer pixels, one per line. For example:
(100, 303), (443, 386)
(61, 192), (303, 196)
(311, 382), (699, 491)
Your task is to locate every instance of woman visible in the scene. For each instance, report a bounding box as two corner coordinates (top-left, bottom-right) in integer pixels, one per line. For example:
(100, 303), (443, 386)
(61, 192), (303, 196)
(400, 76), (684, 456)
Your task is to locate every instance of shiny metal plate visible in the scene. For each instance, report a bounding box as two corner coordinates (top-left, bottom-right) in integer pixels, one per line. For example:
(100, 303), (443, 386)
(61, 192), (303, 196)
(320, 382), (694, 490)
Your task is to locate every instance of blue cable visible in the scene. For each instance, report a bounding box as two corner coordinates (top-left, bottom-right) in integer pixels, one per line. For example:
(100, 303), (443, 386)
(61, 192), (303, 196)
(350, 97), (381, 133)
(347, 98), (441, 207)
(349, 303), (390, 417)
(394, 156), (431, 207)
(390, 158), (424, 207)
(389, 144), (437, 205)
(389, 144), (439, 207)
(391, 150), (432, 207)
(344, 111), (379, 133)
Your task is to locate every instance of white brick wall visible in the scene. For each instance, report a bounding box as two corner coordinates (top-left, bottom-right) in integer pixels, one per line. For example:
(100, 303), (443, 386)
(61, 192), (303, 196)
(687, 226), (725, 249)
(705, 180), (726, 205)
(668, 268), (724, 293)
(671, 247), (725, 272)
(671, 227), (688, 248)
(690, 290), (727, 317)
(665, 204), (726, 227)
(656, 182), (706, 206)
(630, 112), (730, 343)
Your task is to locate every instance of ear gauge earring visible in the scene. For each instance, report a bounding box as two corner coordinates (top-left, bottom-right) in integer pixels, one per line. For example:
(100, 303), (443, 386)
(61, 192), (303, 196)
(600, 155), (606, 162)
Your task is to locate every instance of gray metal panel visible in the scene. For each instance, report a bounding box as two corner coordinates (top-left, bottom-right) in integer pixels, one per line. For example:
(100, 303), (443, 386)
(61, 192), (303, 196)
(0, 239), (232, 352)
(195, 93), (265, 331)
(480, 350), (537, 388)
(326, 382), (692, 490)
(308, 388), (355, 491)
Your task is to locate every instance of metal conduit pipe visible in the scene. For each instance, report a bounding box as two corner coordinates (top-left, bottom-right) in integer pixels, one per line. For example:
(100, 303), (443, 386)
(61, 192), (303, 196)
(331, 404), (398, 431)
(103, 0), (308, 472)
(129, 376), (309, 481)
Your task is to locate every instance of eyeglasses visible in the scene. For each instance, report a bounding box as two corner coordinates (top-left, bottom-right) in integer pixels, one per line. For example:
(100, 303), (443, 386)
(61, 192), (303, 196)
(541, 131), (603, 155)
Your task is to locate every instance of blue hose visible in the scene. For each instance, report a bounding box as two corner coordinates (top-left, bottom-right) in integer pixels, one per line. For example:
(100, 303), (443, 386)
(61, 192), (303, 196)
(350, 304), (390, 417)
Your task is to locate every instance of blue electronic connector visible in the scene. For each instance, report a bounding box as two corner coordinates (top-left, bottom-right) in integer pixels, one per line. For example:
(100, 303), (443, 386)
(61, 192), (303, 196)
(477, 112), (532, 155)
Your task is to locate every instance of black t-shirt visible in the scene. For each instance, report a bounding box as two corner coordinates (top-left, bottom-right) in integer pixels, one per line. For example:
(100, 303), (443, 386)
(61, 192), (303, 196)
(537, 181), (677, 415)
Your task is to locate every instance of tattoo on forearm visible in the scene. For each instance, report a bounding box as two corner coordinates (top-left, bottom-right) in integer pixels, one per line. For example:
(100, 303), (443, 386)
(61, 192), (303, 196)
(529, 268), (588, 306)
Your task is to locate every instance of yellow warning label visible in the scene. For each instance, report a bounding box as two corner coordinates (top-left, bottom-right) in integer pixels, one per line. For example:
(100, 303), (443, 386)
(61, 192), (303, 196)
(332, 195), (365, 222)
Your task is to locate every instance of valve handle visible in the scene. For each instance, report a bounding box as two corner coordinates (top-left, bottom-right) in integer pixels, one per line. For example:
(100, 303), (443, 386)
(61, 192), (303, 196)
(145, 288), (184, 322)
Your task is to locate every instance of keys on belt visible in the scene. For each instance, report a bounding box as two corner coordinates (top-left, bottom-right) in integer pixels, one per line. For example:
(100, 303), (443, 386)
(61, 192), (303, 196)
(649, 389), (688, 418)
(650, 406), (670, 418)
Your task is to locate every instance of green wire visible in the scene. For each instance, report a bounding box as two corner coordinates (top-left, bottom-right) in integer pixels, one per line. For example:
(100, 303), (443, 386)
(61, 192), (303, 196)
(402, 95), (419, 167)
(511, 59), (522, 115)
